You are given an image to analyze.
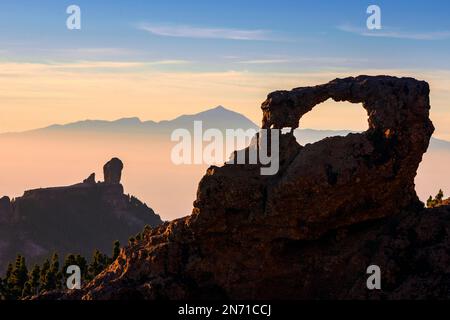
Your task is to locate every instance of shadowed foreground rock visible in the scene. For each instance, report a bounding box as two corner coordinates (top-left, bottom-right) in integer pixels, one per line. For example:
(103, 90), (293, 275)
(45, 76), (450, 300)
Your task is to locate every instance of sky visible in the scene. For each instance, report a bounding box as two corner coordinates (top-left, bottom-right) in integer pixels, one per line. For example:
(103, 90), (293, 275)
(1, 0), (450, 138)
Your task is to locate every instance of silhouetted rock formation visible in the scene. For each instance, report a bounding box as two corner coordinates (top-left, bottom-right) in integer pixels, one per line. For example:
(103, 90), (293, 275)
(83, 173), (96, 184)
(103, 158), (123, 185)
(0, 196), (13, 223)
(254, 75), (434, 239)
(0, 158), (162, 274)
(41, 76), (450, 300)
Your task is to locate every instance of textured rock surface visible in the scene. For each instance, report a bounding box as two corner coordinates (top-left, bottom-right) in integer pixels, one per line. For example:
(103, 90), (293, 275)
(42, 76), (449, 300)
(103, 158), (123, 185)
(192, 76), (434, 241)
(58, 205), (450, 300)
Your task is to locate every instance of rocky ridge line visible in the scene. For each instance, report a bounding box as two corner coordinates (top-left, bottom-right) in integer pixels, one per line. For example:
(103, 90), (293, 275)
(42, 76), (450, 300)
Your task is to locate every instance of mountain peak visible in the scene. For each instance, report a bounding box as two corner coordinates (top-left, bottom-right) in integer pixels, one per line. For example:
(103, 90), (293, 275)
(167, 106), (259, 130)
(196, 105), (234, 115)
(113, 117), (142, 125)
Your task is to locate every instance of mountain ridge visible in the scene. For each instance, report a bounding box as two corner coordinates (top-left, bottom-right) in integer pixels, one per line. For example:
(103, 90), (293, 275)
(0, 158), (163, 274)
(1, 106), (258, 136)
(41, 75), (450, 300)
(2, 106), (450, 149)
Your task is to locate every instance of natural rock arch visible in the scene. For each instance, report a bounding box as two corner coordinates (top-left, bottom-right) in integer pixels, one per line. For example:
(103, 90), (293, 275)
(261, 75), (432, 135)
(56, 75), (441, 301)
(292, 98), (368, 141)
(193, 75), (435, 240)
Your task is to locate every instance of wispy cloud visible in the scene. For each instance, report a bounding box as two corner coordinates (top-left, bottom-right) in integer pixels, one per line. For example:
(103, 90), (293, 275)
(52, 60), (190, 69)
(2, 61), (450, 138)
(338, 24), (450, 40)
(0, 60), (192, 76)
(138, 23), (273, 41)
(147, 60), (191, 65)
(52, 61), (145, 69)
(236, 59), (291, 64)
(2, 47), (146, 61)
(57, 47), (140, 57)
(235, 57), (369, 66)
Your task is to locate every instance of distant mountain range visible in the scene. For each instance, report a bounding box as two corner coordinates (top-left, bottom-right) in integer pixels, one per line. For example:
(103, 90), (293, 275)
(4, 105), (450, 150)
(4, 106), (258, 136)
(1, 106), (449, 221)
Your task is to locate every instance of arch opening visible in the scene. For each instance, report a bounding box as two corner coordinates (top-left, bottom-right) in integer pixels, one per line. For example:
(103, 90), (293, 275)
(293, 100), (368, 146)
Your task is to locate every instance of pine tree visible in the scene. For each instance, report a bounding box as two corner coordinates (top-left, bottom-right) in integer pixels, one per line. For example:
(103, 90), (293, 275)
(39, 253), (61, 291)
(21, 281), (33, 298)
(62, 254), (76, 281)
(88, 250), (109, 279)
(8, 255), (28, 298)
(2, 249), (119, 299)
(436, 189), (444, 202)
(0, 276), (5, 300)
(39, 259), (50, 291)
(2, 263), (14, 299)
(51, 253), (62, 289)
(74, 254), (88, 282)
(63, 254), (77, 267)
(112, 240), (121, 261)
(427, 196), (433, 208)
(29, 265), (41, 295)
(427, 189), (446, 208)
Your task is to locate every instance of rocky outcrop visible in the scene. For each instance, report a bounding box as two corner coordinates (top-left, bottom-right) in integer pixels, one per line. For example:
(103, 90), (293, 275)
(58, 205), (450, 300)
(0, 196), (12, 223)
(104, 158), (123, 185)
(0, 158), (162, 274)
(42, 76), (449, 300)
(191, 76), (434, 241)
(83, 173), (96, 184)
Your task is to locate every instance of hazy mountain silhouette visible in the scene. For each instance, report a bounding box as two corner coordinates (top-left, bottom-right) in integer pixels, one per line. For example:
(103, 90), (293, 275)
(10, 106), (258, 136)
(4, 105), (449, 150)
(1, 106), (449, 221)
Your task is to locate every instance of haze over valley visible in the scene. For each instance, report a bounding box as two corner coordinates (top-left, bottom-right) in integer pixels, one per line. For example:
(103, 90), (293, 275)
(1, 106), (449, 221)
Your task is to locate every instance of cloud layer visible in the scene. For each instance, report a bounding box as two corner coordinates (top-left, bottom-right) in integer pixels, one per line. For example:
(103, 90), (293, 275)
(138, 23), (272, 41)
(338, 25), (450, 41)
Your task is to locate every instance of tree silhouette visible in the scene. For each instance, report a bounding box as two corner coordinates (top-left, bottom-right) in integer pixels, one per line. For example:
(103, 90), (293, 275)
(8, 255), (28, 298)
(427, 189), (446, 208)
(1, 227), (129, 299)
(29, 265), (41, 295)
(112, 240), (121, 261)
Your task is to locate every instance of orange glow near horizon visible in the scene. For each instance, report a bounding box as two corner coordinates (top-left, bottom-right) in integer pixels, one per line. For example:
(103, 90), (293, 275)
(1, 62), (450, 140)
(1, 62), (450, 220)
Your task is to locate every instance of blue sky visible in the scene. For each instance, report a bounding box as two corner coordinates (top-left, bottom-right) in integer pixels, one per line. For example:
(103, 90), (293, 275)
(1, 0), (450, 70)
(1, 0), (450, 137)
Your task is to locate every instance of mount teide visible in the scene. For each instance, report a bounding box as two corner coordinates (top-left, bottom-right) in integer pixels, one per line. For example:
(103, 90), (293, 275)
(1, 106), (450, 220)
